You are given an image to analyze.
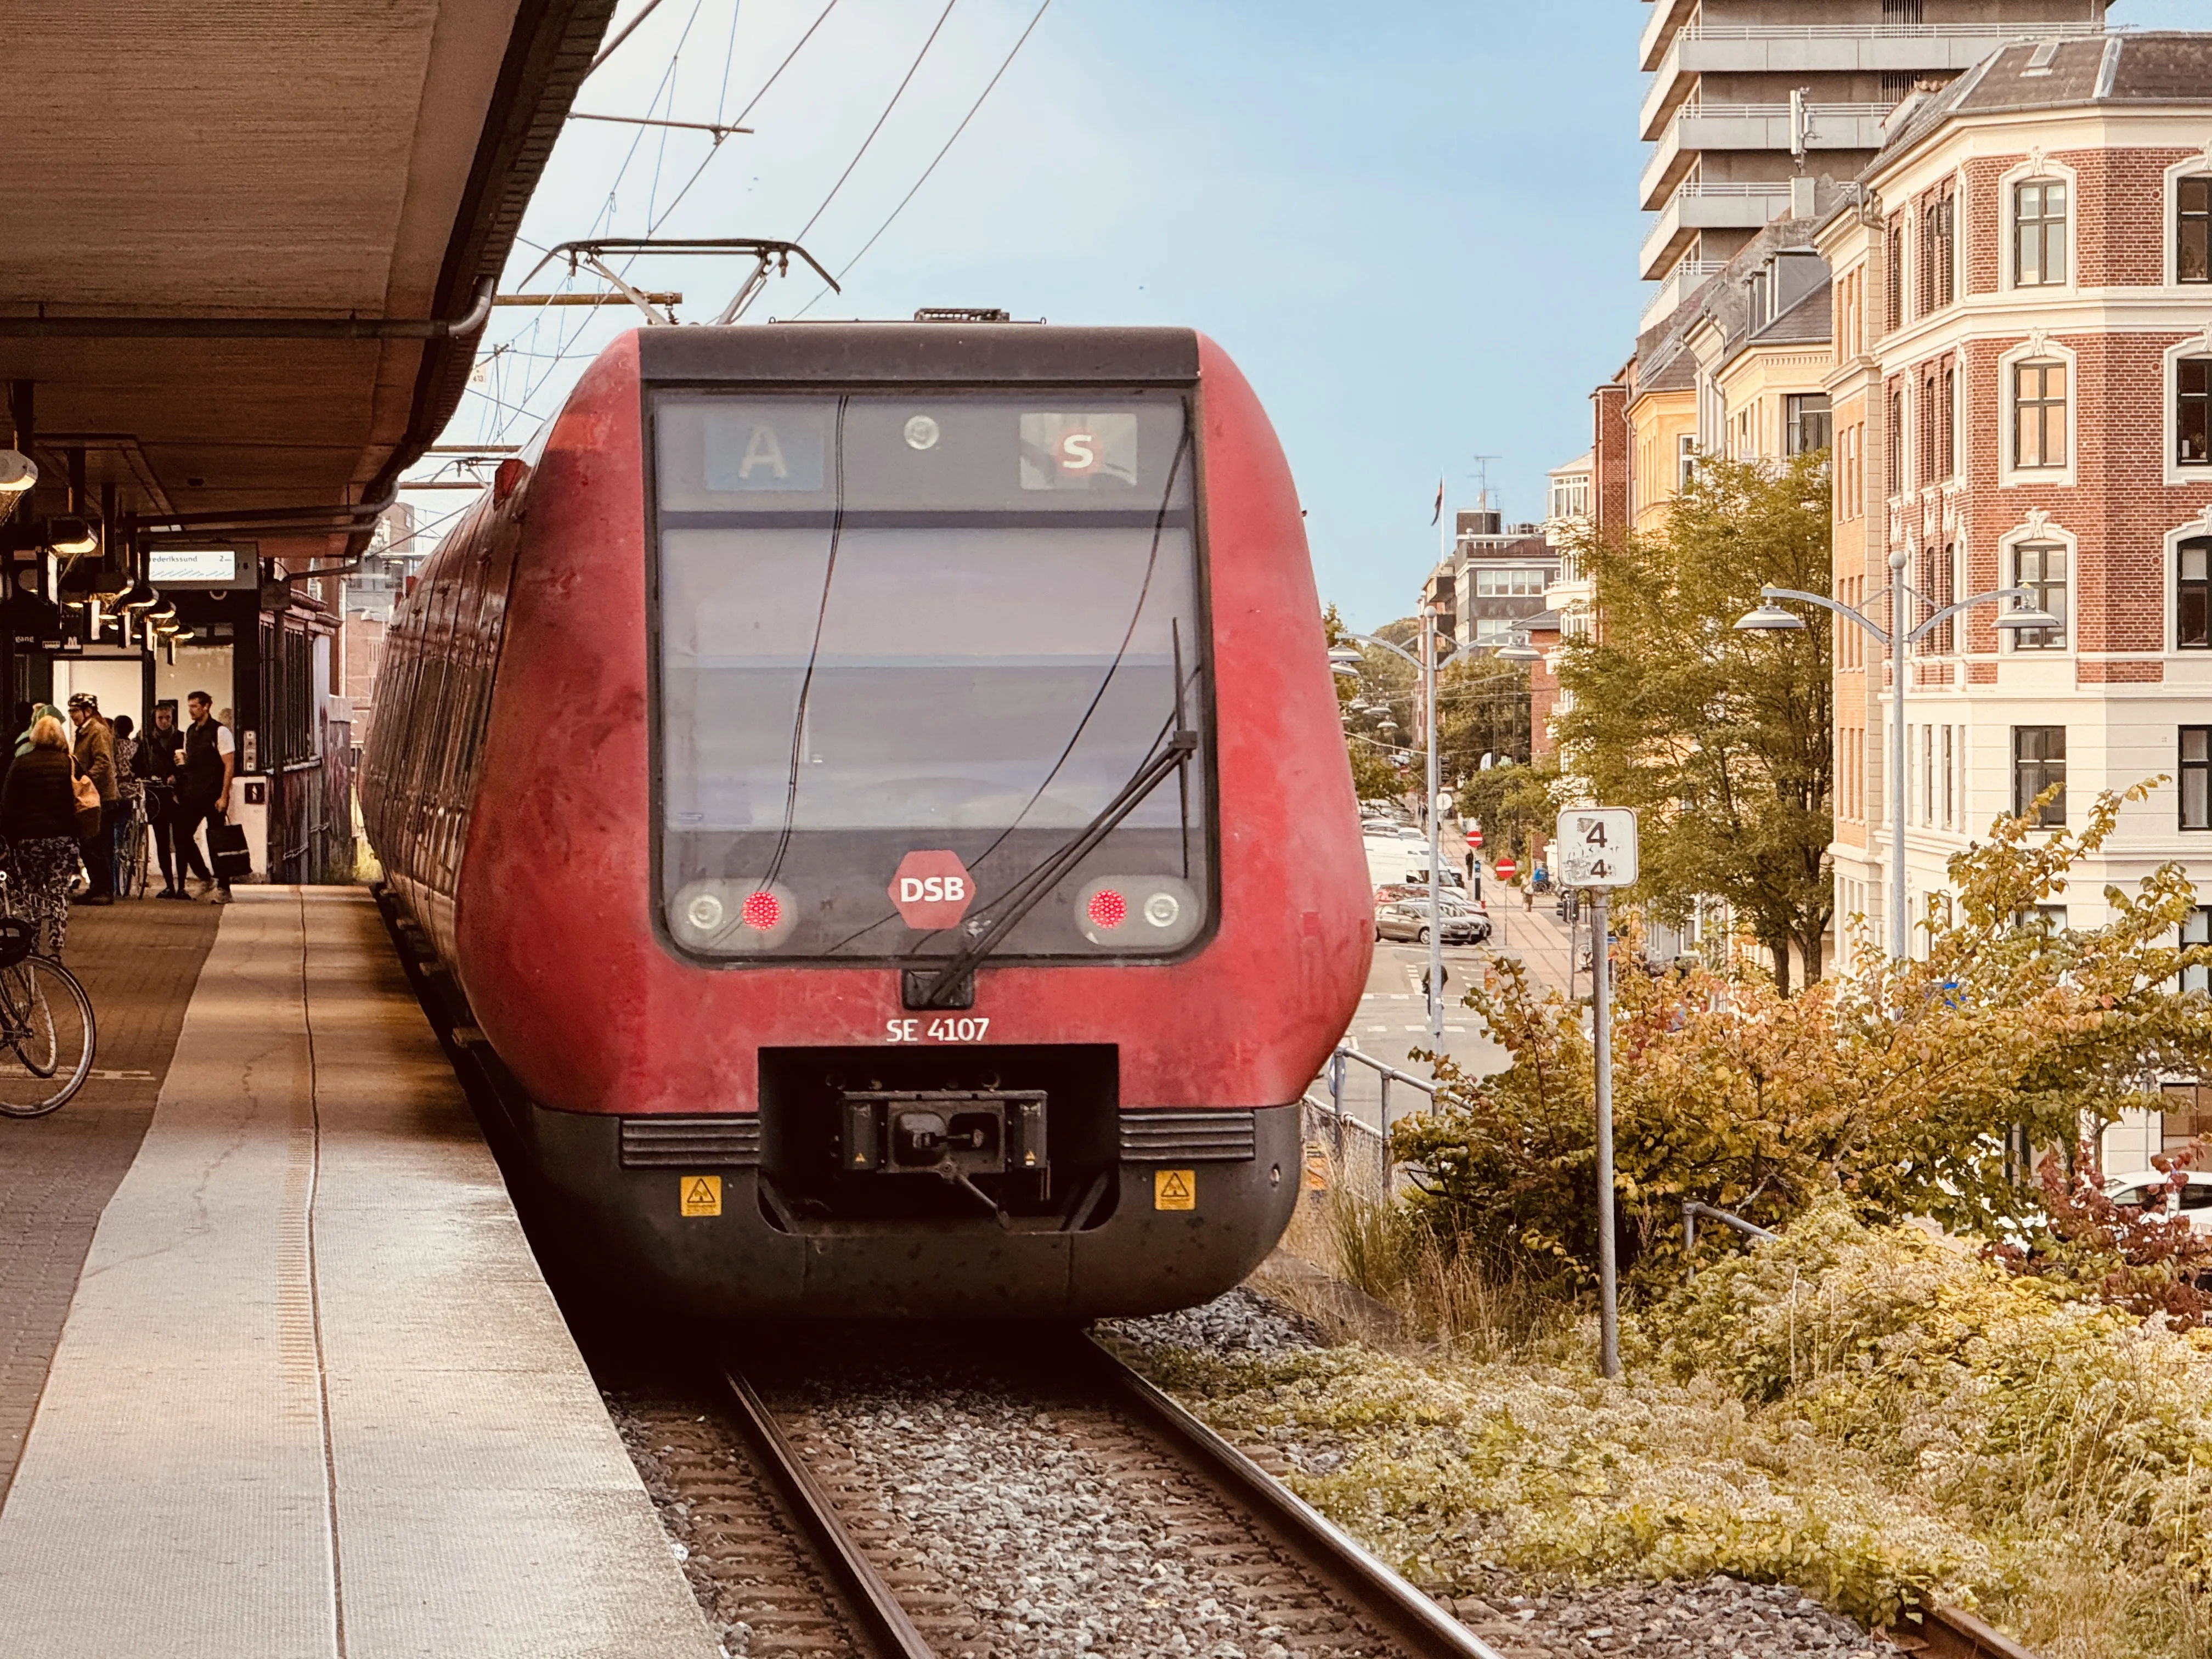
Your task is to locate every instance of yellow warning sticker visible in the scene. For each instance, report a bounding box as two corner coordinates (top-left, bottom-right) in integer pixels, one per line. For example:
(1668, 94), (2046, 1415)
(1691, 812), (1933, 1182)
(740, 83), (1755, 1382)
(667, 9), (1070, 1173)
(680, 1175), (723, 1217)
(1154, 1169), (1195, 1211)
(1302, 1144), (1331, 1192)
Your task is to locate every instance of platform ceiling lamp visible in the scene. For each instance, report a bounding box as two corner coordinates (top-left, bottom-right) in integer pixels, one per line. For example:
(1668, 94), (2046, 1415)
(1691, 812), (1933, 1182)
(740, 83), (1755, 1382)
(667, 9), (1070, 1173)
(0, 450), (35, 524)
(47, 515), (97, 558)
(120, 580), (158, 611)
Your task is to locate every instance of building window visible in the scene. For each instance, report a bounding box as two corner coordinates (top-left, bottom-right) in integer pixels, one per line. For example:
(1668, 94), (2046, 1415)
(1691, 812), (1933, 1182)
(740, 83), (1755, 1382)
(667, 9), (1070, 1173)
(2011, 542), (2066, 648)
(1926, 192), (1955, 312)
(1923, 541), (1956, 654)
(1885, 217), (1906, 334)
(2014, 179), (2067, 286)
(2013, 359), (2067, 470)
(2181, 538), (2212, 648)
(2013, 726), (2066, 826)
(1939, 362), (1956, 478)
(1474, 568), (1547, 597)
(2185, 906), (2212, 995)
(2181, 357), (2211, 467)
(2181, 175), (2211, 285)
(1677, 433), (1697, 490)
(1890, 386), (1908, 492)
(1785, 394), (1831, 456)
(2184, 727), (2212, 831)
(1472, 617), (1518, 647)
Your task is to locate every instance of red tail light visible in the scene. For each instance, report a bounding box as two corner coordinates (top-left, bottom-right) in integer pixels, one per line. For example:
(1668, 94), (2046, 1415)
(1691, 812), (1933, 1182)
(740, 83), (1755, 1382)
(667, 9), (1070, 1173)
(1086, 889), (1127, 929)
(741, 891), (783, 930)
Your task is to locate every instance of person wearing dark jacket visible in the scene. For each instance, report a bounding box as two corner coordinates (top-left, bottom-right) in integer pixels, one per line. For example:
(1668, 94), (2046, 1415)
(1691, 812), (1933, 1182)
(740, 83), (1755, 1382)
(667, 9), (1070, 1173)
(174, 691), (233, 901)
(3, 715), (85, 955)
(140, 699), (186, 898)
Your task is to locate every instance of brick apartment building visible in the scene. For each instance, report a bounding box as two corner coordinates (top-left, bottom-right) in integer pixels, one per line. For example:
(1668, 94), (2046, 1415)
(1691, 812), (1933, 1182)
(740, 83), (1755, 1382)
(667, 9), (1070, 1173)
(1819, 35), (2212, 974)
(1812, 33), (2212, 1164)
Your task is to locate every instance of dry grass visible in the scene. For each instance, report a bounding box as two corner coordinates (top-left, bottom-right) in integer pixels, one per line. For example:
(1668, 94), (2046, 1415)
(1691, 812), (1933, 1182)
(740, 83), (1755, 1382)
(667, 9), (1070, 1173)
(1229, 1183), (2212, 1658)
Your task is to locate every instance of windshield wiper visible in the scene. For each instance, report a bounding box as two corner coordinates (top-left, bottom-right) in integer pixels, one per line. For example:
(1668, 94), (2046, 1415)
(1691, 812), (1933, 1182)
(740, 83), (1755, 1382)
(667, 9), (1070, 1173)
(907, 701), (1198, 1012)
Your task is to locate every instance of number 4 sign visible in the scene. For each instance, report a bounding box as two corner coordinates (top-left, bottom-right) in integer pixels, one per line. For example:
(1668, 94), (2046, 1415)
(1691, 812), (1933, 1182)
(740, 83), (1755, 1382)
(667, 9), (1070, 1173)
(1556, 808), (1639, 889)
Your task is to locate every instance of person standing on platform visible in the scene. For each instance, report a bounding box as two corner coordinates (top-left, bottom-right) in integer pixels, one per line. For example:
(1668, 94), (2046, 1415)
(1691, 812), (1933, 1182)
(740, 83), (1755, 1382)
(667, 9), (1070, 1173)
(111, 714), (143, 899)
(2, 715), (86, 956)
(142, 699), (187, 899)
(176, 690), (235, 903)
(66, 693), (117, 907)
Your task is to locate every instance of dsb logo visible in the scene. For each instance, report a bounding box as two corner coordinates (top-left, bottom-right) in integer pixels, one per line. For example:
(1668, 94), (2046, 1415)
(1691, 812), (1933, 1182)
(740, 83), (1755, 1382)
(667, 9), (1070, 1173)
(889, 850), (975, 930)
(899, 874), (966, 904)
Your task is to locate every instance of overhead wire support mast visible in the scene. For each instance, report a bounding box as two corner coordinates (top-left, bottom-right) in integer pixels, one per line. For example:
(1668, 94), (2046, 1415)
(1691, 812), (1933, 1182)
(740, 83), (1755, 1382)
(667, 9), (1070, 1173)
(567, 111), (752, 140)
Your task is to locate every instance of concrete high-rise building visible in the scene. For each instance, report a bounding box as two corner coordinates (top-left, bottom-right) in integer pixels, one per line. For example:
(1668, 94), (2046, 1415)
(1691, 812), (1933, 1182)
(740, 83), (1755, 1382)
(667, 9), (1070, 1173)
(1639, 0), (2115, 328)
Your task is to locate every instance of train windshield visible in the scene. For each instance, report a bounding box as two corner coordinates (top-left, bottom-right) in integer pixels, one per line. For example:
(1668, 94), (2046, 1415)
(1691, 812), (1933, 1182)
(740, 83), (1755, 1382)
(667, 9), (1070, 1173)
(652, 391), (1210, 962)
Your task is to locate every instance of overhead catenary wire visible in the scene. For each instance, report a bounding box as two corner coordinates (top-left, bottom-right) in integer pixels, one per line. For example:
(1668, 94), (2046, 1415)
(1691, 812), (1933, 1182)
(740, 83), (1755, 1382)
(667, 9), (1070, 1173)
(794, 0), (1054, 317)
(793, 0), (961, 244)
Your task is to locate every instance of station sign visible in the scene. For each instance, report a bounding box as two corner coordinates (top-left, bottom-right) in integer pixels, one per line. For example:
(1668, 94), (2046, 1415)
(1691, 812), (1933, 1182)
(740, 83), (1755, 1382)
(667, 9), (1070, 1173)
(1555, 809), (1638, 889)
(889, 850), (975, 931)
(147, 543), (259, 590)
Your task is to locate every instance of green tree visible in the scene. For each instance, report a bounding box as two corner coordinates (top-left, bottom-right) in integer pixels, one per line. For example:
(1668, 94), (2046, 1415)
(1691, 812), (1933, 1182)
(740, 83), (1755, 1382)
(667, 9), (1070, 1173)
(1324, 605), (1419, 802)
(1553, 450), (1832, 990)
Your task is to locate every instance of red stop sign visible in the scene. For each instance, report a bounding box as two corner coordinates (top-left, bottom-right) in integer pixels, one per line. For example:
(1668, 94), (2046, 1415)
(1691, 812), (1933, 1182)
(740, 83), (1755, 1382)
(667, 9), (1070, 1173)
(1492, 857), (1518, 881)
(889, 850), (976, 931)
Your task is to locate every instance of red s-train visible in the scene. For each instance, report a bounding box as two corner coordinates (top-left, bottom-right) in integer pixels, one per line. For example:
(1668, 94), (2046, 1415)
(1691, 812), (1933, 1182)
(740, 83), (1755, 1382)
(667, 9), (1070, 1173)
(364, 323), (1371, 1319)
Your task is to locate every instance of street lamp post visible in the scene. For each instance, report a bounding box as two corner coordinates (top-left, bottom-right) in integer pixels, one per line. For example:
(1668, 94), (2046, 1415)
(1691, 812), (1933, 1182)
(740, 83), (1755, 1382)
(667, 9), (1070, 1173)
(1735, 552), (2057, 960)
(1333, 615), (1457, 1044)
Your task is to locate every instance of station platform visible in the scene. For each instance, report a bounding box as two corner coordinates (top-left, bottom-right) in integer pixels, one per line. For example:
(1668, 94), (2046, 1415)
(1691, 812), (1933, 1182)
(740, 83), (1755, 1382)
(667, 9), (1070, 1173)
(0, 889), (718, 1659)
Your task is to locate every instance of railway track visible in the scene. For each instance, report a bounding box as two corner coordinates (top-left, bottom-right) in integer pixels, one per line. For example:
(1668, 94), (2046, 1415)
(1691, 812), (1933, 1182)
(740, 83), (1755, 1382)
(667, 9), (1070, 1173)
(620, 1328), (1501, 1659)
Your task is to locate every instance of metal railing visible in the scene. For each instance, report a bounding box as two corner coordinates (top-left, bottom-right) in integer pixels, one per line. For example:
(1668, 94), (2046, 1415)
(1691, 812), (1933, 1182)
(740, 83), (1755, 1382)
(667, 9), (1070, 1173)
(1680, 101), (1894, 121)
(1681, 1199), (1778, 1279)
(1672, 180), (1793, 200)
(1304, 1044), (1440, 1196)
(1680, 19), (2108, 42)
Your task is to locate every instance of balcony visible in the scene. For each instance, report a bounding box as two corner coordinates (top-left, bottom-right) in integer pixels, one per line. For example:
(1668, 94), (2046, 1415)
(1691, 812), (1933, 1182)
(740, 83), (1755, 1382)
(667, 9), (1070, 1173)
(1640, 180), (1795, 279)
(1639, 0), (1699, 72)
(1641, 103), (1891, 209)
(1641, 18), (2111, 139)
(1639, 258), (1726, 331)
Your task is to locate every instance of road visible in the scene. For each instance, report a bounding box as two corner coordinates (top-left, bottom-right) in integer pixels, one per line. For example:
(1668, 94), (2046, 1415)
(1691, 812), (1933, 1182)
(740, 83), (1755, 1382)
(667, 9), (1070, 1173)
(1322, 895), (1584, 1136)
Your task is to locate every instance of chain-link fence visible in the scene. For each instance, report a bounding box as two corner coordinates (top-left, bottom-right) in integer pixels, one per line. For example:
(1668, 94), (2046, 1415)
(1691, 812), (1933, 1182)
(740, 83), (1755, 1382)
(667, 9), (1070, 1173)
(1300, 1045), (1437, 1199)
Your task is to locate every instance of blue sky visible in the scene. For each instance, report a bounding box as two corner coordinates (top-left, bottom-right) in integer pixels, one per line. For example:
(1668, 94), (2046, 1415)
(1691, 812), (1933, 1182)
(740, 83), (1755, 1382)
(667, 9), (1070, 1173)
(430, 0), (2208, 629)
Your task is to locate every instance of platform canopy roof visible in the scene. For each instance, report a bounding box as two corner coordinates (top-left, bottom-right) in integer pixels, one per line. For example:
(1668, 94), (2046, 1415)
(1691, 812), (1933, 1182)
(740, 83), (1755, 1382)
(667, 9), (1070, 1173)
(0, 0), (616, 568)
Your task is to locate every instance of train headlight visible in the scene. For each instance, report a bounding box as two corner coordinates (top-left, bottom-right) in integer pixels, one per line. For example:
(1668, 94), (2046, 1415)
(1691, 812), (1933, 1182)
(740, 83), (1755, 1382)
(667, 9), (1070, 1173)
(670, 879), (798, 952)
(1075, 876), (1200, 950)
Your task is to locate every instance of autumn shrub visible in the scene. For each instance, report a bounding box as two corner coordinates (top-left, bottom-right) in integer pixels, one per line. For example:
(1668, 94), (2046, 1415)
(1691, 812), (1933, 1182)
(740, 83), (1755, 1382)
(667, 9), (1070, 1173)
(1392, 783), (2212, 1291)
(1649, 1200), (2212, 1656)
(1990, 1143), (2212, 1328)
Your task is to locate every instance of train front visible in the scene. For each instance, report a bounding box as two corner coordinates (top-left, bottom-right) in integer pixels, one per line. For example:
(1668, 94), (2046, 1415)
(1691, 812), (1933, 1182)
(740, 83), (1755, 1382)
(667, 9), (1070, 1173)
(462, 323), (1372, 1319)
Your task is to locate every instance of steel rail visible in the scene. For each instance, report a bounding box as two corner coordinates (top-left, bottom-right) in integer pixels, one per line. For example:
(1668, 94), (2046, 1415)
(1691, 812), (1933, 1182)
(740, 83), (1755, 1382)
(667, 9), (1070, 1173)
(719, 1366), (938, 1659)
(1082, 1335), (1507, 1659)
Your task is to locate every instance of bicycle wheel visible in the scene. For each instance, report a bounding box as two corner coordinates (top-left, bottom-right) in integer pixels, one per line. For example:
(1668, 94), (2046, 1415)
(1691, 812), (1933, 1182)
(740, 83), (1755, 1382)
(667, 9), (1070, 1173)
(126, 816), (152, 899)
(0, 957), (96, 1117)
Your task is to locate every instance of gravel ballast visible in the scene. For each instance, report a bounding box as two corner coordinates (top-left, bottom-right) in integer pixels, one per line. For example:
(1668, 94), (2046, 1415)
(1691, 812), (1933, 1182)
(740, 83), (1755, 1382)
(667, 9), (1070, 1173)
(780, 1351), (1388, 1659)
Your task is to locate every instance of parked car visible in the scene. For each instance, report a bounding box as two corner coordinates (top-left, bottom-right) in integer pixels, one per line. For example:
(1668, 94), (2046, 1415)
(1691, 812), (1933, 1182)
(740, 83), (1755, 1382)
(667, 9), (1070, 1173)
(2103, 1170), (2212, 1232)
(1375, 899), (1489, 946)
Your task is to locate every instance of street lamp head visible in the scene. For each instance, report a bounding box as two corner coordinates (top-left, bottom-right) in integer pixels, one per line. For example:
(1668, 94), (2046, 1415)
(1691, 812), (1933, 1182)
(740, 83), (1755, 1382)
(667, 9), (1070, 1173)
(1733, 601), (1808, 633)
(1326, 646), (1363, 665)
(1331, 661), (1362, 679)
(1991, 603), (2062, 633)
(1496, 636), (1540, 661)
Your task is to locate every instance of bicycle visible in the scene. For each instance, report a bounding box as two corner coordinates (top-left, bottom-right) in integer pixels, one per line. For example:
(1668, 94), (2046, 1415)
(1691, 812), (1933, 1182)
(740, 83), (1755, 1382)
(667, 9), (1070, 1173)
(0, 872), (97, 1118)
(118, 791), (154, 899)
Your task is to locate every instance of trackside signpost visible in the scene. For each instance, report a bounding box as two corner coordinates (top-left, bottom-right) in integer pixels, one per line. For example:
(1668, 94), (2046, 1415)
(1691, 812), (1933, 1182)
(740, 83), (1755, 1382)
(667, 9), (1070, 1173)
(1557, 808), (1638, 1380)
